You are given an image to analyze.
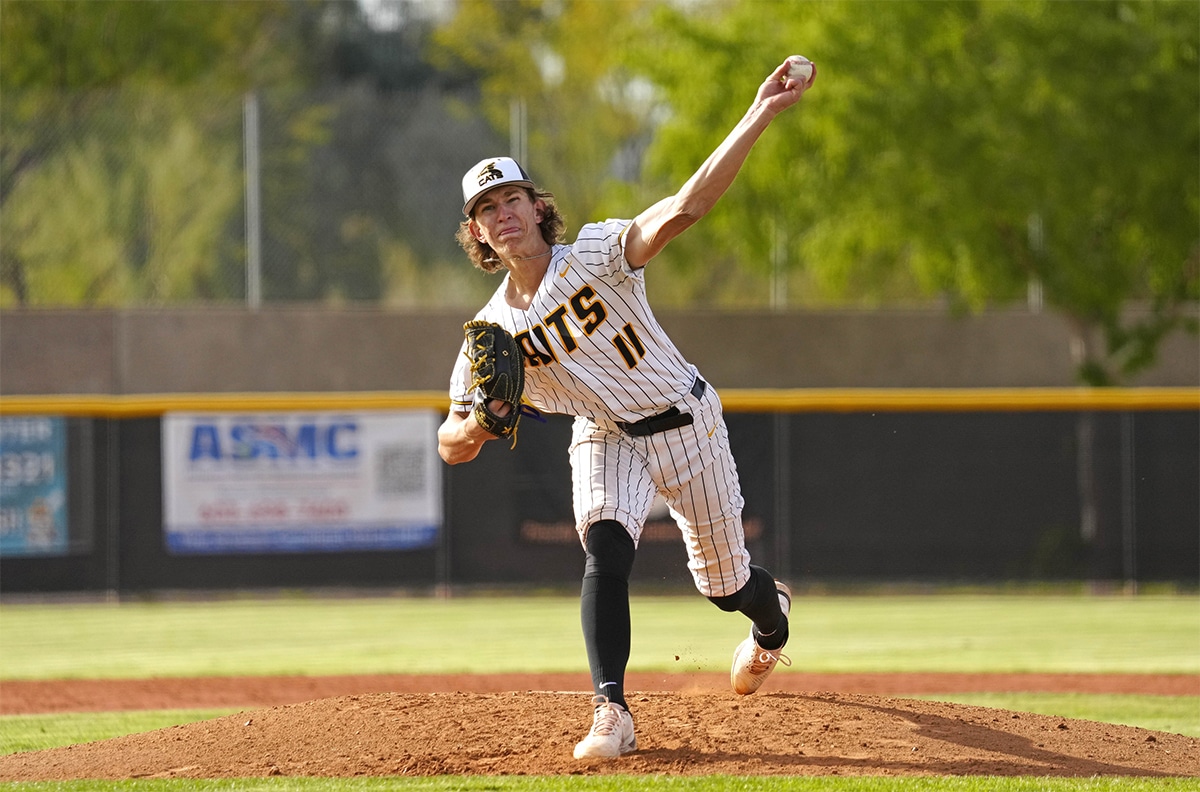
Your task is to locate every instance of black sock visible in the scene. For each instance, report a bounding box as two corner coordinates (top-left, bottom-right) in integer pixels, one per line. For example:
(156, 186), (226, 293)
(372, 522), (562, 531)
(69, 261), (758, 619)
(580, 520), (635, 710)
(707, 565), (789, 651)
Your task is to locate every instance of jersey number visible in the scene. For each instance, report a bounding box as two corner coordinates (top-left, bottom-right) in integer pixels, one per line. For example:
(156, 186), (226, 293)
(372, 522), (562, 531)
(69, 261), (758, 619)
(612, 323), (646, 369)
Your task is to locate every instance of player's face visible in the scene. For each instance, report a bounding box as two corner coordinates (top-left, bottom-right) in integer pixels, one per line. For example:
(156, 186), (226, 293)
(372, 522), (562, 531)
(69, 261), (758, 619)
(470, 186), (546, 257)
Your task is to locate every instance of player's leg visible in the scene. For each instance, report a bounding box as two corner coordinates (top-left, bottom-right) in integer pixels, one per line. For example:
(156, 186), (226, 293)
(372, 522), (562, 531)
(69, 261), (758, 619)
(580, 519), (635, 710)
(647, 382), (754, 598)
(665, 460), (789, 652)
(708, 564), (790, 652)
(574, 519), (638, 760)
(569, 419), (651, 759)
(676, 477), (791, 695)
(715, 573), (792, 695)
(650, 384), (791, 694)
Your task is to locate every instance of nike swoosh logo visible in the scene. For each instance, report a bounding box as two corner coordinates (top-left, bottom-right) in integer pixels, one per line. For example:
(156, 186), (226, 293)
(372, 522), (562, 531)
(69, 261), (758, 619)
(558, 262), (571, 277)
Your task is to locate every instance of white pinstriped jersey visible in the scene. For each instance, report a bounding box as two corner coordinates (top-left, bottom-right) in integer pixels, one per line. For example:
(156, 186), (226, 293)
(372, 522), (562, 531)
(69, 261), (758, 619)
(449, 218), (698, 423)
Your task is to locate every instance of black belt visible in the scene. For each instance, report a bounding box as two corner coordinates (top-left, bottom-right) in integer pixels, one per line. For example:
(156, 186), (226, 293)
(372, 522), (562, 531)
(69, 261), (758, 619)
(616, 378), (707, 437)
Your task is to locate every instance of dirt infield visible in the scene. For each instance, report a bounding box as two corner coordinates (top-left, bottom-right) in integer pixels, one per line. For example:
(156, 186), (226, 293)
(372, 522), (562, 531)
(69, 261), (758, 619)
(2, 673), (1198, 780)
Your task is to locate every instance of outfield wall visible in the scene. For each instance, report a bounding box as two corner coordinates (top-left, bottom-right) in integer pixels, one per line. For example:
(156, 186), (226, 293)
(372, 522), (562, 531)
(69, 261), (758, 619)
(1, 393), (1196, 594)
(2, 308), (1196, 593)
(2, 306), (1198, 394)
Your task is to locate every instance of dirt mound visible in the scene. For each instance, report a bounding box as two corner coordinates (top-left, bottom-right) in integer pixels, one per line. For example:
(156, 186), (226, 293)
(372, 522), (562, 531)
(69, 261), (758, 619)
(2, 690), (1196, 780)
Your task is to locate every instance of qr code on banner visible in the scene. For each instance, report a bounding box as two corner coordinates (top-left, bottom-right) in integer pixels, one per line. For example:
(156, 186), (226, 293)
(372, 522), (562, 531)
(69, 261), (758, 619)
(376, 443), (426, 496)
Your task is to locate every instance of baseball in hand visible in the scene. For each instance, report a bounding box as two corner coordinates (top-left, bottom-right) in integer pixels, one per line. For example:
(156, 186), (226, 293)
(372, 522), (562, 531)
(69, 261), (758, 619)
(785, 55), (814, 87)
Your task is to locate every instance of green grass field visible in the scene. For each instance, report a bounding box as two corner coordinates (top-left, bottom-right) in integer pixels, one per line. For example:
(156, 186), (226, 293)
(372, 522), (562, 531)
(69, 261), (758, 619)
(4, 592), (1197, 679)
(1, 592), (1197, 791)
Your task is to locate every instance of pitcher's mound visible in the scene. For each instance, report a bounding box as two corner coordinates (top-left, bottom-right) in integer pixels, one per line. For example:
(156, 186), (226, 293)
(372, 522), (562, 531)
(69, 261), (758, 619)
(2, 691), (1196, 780)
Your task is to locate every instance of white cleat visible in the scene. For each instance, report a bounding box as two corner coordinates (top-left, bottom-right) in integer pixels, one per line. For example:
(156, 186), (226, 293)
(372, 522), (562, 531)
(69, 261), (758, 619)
(731, 581), (792, 695)
(573, 695), (637, 759)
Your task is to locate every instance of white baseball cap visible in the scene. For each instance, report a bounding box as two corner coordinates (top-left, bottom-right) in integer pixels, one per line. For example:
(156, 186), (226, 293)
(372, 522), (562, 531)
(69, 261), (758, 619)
(461, 157), (535, 216)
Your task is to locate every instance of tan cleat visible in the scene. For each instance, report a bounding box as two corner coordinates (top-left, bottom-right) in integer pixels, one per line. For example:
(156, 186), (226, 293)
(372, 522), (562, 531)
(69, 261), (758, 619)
(573, 695), (637, 759)
(730, 580), (792, 695)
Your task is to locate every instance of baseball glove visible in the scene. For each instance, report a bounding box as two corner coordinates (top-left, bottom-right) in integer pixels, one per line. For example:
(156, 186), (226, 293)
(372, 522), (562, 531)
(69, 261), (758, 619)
(463, 319), (525, 442)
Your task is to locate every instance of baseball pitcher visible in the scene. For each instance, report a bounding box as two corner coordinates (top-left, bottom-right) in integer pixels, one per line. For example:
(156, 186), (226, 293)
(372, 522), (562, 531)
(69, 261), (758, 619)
(438, 55), (816, 760)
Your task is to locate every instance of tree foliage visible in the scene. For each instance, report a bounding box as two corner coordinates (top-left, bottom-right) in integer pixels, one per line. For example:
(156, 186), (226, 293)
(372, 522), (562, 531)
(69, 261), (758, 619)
(0, 0), (307, 91)
(429, 0), (662, 236)
(0, 0), (504, 307)
(627, 0), (1199, 382)
(3, 0), (1196, 377)
(0, 0), (322, 304)
(3, 90), (242, 304)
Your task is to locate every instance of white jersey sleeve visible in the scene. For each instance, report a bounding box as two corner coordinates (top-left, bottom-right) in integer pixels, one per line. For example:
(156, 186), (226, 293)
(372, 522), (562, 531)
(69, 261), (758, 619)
(448, 338), (474, 414)
(447, 219), (699, 423)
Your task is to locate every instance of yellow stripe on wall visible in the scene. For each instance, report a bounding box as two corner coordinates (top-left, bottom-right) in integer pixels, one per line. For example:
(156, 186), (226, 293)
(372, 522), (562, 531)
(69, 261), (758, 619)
(721, 387), (1200, 412)
(1, 388), (1197, 417)
(0, 392), (449, 417)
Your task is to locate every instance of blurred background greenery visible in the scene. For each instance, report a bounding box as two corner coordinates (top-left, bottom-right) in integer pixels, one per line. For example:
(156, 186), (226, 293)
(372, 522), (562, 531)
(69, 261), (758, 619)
(1, 0), (1197, 385)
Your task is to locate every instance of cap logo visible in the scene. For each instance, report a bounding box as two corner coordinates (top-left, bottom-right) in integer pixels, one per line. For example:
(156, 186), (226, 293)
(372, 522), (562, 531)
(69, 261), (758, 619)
(477, 161), (506, 187)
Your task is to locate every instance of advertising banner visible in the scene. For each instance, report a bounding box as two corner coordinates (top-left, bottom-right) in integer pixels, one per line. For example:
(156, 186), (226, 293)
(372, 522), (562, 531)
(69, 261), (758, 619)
(0, 416), (69, 557)
(162, 411), (441, 554)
